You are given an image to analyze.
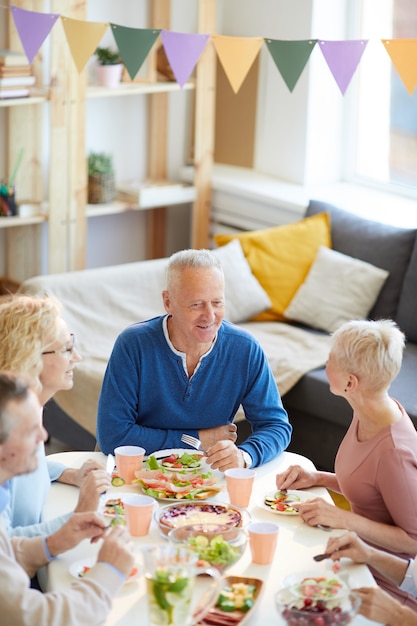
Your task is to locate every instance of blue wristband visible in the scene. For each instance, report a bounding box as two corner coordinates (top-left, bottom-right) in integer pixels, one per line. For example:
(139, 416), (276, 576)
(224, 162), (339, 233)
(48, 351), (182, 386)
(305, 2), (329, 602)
(42, 536), (57, 562)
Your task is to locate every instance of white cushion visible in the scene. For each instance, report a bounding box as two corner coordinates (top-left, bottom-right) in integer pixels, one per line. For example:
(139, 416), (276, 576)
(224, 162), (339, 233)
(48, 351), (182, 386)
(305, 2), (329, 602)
(284, 246), (389, 333)
(212, 239), (271, 323)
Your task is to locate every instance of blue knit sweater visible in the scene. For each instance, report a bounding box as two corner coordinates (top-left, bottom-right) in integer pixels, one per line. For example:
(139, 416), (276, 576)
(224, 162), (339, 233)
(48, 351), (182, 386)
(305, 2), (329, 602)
(96, 317), (291, 467)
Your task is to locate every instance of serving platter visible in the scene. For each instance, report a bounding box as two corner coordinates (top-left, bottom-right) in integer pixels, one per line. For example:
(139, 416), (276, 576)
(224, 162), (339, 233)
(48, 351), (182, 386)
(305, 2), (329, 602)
(69, 558), (139, 584)
(136, 449), (224, 501)
(258, 489), (313, 515)
(195, 575), (263, 626)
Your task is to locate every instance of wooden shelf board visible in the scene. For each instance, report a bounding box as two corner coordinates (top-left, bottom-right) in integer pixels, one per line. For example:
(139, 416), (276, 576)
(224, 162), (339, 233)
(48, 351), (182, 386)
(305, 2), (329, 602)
(87, 80), (195, 99)
(87, 184), (196, 217)
(0, 215), (46, 228)
(0, 92), (48, 107)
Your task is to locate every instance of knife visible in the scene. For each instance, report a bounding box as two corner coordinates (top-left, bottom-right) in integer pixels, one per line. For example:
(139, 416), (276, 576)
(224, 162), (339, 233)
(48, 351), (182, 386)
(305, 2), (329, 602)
(106, 453), (115, 477)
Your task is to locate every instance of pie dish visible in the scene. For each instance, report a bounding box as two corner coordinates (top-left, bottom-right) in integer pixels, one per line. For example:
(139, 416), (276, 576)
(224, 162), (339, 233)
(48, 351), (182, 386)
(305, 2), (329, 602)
(155, 502), (251, 537)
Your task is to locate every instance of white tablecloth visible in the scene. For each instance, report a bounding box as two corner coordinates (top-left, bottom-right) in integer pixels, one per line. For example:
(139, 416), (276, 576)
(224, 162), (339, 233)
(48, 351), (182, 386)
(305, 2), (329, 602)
(43, 450), (381, 626)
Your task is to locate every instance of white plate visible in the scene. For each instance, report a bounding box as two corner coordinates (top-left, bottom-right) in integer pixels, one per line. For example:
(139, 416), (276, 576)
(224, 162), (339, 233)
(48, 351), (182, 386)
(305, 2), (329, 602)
(258, 489), (313, 515)
(145, 448), (206, 472)
(69, 558), (139, 584)
(99, 492), (130, 518)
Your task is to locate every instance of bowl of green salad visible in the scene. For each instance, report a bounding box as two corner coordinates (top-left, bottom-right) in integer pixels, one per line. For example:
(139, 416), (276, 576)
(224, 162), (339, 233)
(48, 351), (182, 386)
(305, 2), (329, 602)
(168, 523), (248, 573)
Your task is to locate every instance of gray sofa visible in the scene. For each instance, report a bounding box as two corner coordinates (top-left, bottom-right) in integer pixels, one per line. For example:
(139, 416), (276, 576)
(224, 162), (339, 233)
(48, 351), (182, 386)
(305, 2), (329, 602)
(21, 199), (417, 471)
(281, 200), (417, 470)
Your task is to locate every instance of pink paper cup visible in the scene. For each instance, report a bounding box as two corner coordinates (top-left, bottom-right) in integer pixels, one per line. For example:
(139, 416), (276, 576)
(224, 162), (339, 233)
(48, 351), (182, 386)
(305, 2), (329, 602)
(248, 521), (279, 565)
(122, 494), (156, 537)
(114, 445), (145, 484)
(225, 468), (256, 508)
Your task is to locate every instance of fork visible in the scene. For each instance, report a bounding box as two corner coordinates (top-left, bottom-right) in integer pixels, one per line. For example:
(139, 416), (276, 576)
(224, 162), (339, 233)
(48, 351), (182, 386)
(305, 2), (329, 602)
(180, 433), (207, 454)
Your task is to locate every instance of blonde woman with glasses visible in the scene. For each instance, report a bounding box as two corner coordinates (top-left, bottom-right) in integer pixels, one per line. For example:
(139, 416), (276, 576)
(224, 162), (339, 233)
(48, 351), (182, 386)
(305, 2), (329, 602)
(0, 295), (111, 539)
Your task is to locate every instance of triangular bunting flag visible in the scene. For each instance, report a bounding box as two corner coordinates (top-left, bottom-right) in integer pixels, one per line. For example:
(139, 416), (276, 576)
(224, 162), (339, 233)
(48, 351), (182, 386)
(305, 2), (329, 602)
(382, 39), (417, 95)
(212, 35), (264, 94)
(318, 39), (368, 95)
(265, 39), (317, 92)
(61, 17), (109, 73)
(10, 5), (60, 63)
(110, 24), (160, 80)
(160, 31), (210, 88)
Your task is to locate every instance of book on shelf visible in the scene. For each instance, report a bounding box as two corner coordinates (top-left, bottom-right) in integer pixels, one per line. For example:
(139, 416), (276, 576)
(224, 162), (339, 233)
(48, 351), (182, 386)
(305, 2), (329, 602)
(0, 66), (32, 77)
(0, 49), (28, 67)
(116, 180), (194, 207)
(0, 87), (30, 99)
(0, 75), (35, 87)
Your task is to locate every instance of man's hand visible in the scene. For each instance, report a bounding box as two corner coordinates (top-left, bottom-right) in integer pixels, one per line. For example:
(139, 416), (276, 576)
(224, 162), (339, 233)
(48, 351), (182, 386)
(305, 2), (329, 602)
(205, 440), (244, 472)
(97, 525), (135, 579)
(46, 512), (108, 558)
(198, 424), (237, 450)
(75, 469), (111, 513)
(58, 459), (105, 487)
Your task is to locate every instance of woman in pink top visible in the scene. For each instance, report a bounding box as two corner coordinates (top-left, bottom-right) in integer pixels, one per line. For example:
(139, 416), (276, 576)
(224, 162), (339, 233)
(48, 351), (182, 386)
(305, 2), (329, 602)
(276, 319), (417, 610)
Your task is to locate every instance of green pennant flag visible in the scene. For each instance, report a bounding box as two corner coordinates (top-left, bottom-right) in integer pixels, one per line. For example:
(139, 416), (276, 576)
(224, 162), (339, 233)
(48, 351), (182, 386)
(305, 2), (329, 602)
(265, 39), (317, 92)
(110, 24), (161, 79)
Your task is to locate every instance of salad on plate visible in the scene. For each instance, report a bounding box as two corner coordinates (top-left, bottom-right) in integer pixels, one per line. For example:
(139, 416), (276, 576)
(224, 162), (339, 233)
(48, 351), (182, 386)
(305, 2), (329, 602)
(262, 490), (311, 515)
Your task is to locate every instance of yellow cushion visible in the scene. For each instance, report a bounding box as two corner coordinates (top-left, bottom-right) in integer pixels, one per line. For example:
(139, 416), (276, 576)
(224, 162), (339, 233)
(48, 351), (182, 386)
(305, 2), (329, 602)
(214, 212), (331, 321)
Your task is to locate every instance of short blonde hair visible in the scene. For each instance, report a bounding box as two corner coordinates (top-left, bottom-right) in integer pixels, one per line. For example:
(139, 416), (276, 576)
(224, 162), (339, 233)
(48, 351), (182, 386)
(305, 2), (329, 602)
(330, 319), (405, 391)
(0, 295), (63, 391)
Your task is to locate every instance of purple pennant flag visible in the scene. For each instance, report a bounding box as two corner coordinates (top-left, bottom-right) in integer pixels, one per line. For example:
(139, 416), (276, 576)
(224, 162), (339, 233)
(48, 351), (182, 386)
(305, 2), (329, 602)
(318, 40), (368, 95)
(160, 30), (210, 88)
(11, 5), (60, 63)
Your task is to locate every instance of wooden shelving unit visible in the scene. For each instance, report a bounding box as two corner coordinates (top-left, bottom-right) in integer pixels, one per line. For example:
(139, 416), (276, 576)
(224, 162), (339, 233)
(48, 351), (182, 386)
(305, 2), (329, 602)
(2, 0), (216, 283)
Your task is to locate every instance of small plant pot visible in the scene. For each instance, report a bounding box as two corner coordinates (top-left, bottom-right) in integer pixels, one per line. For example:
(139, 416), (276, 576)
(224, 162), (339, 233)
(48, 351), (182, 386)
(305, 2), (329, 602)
(88, 173), (115, 204)
(97, 64), (123, 88)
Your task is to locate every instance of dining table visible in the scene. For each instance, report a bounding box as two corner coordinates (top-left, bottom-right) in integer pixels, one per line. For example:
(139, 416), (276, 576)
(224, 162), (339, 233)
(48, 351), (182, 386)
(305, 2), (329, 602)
(42, 449), (382, 626)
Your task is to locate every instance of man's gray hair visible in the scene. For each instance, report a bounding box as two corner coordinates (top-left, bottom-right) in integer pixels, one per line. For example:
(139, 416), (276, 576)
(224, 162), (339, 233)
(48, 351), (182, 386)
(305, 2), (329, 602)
(166, 249), (223, 286)
(0, 372), (31, 444)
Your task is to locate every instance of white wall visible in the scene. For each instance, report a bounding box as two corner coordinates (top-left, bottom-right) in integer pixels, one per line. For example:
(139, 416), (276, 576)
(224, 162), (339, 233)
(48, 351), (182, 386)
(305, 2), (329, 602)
(218, 0), (349, 185)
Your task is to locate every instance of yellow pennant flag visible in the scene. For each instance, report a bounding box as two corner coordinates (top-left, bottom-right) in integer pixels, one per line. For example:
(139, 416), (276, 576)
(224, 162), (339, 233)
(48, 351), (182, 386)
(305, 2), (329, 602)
(61, 17), (109, 73)
(382, 39), (417, 95)
(212, 35), (264, 94)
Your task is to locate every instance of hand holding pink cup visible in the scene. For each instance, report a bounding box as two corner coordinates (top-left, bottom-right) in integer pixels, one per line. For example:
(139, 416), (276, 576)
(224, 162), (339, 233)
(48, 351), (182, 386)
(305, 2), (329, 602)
(225, 467), (256, 508)
(114, 445), (145, 484)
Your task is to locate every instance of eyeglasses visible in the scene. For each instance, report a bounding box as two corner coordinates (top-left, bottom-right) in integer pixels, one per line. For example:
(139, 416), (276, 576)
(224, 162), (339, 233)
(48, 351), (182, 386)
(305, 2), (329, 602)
(42, 333), (75, 356)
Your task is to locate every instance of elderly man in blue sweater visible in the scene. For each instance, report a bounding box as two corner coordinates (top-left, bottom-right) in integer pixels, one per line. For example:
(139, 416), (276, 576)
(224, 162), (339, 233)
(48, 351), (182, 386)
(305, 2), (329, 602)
(97, 249), (291, 472)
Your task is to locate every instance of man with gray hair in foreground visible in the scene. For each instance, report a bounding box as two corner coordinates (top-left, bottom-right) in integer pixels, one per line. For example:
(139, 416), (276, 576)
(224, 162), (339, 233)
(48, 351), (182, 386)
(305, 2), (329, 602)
(0, 371), (134, 626)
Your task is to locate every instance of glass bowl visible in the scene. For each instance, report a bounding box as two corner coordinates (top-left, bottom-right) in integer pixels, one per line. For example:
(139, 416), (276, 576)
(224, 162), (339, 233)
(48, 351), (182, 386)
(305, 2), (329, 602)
(275, 584), (362, 626)
(168, 523), (248, 572)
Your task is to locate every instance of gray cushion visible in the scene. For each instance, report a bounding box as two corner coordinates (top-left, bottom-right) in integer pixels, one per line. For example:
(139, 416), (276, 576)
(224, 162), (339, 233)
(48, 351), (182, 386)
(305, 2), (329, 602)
(306, 200), (417, 320)
(396, 238), (417, 342)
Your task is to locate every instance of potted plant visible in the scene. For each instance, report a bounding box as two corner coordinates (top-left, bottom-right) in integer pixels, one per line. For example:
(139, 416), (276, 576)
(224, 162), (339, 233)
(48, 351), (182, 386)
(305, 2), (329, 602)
(94, 47), (123, 88)
(87, 152), (115, 204)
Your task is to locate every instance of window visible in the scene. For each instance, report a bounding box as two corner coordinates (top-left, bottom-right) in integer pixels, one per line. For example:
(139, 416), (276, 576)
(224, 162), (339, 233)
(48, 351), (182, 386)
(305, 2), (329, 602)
(352, 0), (417, 194)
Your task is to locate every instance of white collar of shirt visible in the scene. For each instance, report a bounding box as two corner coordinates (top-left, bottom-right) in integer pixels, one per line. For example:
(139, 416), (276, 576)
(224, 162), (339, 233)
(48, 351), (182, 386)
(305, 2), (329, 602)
(162, 315), (217, 377)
